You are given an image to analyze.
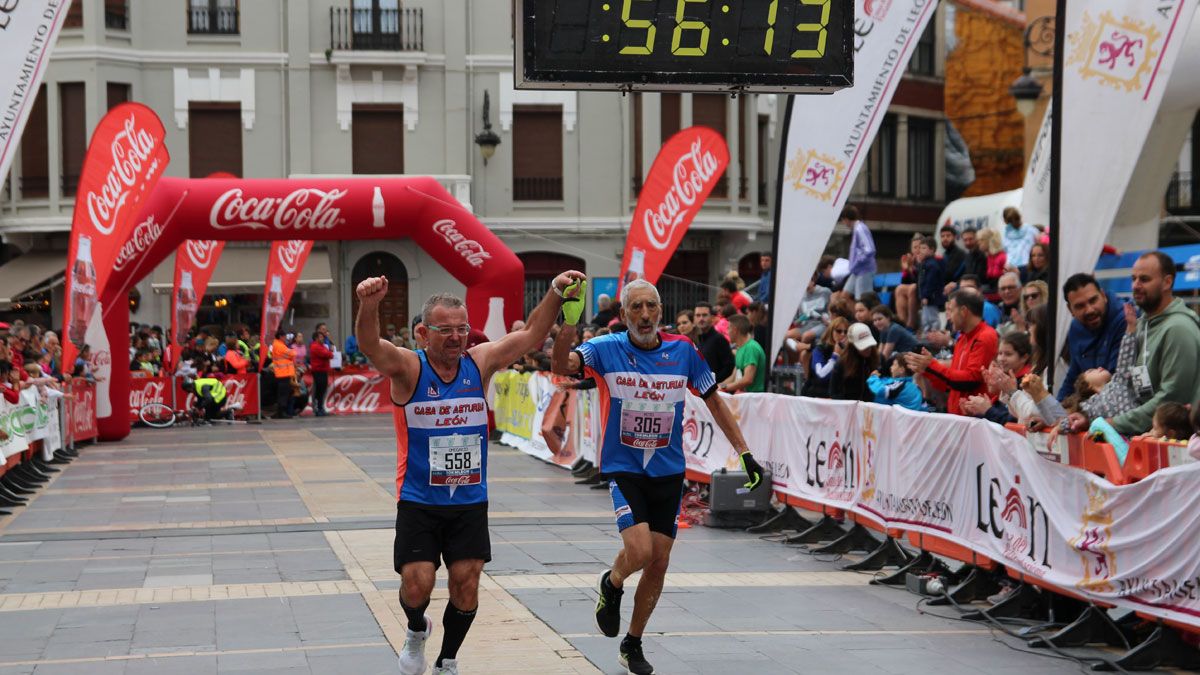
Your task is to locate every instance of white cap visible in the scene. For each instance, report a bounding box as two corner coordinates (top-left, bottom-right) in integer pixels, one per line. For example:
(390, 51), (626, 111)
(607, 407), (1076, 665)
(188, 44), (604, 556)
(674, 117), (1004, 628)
(847, 323), (877, 351)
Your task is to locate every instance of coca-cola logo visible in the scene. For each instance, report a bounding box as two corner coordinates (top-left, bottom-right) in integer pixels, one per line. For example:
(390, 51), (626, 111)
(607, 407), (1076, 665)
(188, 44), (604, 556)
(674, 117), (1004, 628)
(89, 349), (112, 371)
(433, 220), (492, 268)
(186, 240), (220, 270)
(182, 377), (248, 411)
(325, 375), (387, 414)
(210, 188), (347, 231)
(277, 240), (309, 274)
(642, 137), (720, 251)
(70, 388), (96, 433)
(129, 380), (167, 410)
(113, 217), (163, 272)
(86, 114), (161, 236)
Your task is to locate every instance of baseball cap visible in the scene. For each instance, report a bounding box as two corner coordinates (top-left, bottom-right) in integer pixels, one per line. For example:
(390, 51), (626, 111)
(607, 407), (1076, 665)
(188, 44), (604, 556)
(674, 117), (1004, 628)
(847, 323), (877, 351)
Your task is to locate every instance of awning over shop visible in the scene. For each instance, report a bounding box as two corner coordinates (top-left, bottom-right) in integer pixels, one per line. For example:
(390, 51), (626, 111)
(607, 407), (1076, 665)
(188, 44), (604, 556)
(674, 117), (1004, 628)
(0, 252), (65, 305)
(151, 248), (332, 293)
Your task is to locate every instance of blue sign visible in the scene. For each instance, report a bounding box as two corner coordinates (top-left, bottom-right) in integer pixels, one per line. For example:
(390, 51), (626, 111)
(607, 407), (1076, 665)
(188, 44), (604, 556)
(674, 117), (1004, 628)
(592, 277), (618, 314)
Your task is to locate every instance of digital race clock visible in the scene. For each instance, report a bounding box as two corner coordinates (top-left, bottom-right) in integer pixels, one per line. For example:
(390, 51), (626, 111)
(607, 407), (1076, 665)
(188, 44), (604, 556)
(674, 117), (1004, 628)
(515, 0), (853, 93)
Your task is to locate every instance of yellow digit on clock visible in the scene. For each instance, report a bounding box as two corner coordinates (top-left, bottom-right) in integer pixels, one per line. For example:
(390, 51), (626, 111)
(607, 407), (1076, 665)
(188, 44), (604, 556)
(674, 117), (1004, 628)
(620, 0), (656, 55)
(792, 0), (831, 59)
(671, 0), (711, 56)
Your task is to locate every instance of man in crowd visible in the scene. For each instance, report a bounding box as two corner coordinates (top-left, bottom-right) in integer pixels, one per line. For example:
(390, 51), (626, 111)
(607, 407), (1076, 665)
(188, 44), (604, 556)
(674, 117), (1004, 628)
(916, 236), (945, 332)
(552, 279), (765, 675)
(958, 275), (1002, 327)
(592, 293), (617, 327)
(960, 227), (989, 282)
(996, 272), (1023, 332)
(355, 268), (585, 675)
(718, 278), (753, 313)
(756, 253), (772, 304)
(842, 206), (877, 300)
(308, 329), (333, 416)
(1057, 273), (1127, 400)
(186, 375), (229, 422)
(1002, 207), (1039, 268)
(693, 301), (735, 382)
(746, 301), (770, 348)
(905, 289), (998, 416)
(720, 314), (767, 393)
(940, 224), (967, 295)
(270, 330), (295, 419)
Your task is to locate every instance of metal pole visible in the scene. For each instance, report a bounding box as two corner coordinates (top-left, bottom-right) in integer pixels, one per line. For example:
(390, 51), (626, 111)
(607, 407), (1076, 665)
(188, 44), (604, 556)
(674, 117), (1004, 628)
(763, 95), (795, 379)
(1046, 0), (1066, 387)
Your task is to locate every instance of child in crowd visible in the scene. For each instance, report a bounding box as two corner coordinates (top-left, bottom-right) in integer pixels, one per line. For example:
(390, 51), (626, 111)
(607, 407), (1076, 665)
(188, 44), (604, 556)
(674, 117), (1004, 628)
(916, 236), (946, 332)
(867, 356), (926, 411)
(1147, 402), (1191, 441)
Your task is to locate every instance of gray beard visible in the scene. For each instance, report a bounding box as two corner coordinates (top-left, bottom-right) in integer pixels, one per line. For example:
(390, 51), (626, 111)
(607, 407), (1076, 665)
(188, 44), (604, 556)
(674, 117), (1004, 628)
(628, 325), (659, 347)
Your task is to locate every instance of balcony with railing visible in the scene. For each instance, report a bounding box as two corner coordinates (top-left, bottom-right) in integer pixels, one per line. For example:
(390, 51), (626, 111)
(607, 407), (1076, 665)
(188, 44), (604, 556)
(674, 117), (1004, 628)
(330, 6), (423, 52)
(1166, 171), (1195, 214)
(513, 177), (563, 202)
(189, 4), (239, 35)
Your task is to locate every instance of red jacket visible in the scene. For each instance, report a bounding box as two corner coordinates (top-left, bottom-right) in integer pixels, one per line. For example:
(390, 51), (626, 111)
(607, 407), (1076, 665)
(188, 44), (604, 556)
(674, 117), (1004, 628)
(309, 340), (333, 373)
(1, 383), (18, 404)
(926, 320), (999, 415)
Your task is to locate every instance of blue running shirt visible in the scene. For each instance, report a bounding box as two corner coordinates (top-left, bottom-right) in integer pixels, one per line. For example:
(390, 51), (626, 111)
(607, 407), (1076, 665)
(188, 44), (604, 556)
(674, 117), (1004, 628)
(576, 332), (717, 477)
(393, 351), (490, 507)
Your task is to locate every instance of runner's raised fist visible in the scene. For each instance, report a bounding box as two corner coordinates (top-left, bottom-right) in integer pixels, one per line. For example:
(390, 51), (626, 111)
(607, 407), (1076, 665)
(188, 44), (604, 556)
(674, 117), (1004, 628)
(356, 276), (388, 303)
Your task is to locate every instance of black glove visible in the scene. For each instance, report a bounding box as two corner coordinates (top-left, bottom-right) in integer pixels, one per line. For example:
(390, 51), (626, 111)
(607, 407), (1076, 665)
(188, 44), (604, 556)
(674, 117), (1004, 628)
(739, 452), (765, 490)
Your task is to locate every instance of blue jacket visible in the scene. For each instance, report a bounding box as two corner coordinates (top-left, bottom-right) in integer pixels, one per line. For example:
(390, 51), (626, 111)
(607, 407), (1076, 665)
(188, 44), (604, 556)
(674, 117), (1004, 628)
(982, 300), (1002, 328)
(867, 375), (926, 411)
(918, 257), (946, 309)
(1057, 290), (1127, 401)
(849, 221), (877, 275)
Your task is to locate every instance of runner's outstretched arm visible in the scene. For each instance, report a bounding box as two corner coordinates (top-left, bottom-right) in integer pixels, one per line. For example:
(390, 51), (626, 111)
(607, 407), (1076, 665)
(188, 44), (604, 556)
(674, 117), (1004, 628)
(354, 276), (409, 377)
(471, 270), (585, 378)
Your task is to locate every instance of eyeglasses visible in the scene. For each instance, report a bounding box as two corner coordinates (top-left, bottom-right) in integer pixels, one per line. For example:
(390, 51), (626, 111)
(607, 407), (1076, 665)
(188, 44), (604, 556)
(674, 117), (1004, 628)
(999, 286), (1020, 292)
(425, 325), (471, 337)
(833, 329), (848, 335)
(1022, 293), (1042, 301)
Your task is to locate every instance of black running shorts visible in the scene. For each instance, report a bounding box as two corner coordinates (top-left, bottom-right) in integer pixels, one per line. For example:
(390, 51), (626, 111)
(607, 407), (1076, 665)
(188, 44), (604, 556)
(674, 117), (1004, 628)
(608, 473), (686, 538)
(393, 501), (491, 572)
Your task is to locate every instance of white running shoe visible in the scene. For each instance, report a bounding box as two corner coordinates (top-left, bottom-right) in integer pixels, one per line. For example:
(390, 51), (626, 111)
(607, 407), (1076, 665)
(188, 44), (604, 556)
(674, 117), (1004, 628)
(397, 614), (434, 675)
(432, 659), (459, 675)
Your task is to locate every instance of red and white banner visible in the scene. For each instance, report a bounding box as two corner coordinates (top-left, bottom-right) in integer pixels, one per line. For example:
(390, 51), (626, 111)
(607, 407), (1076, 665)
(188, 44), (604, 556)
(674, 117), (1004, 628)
(128, 376), (173, 423)
(769, 0), (939, 361)
(63, 103), (169, 372)
(619, 127), (729, 292)
(259, 240), (313, 366)
(168, 239), (226, 370)
(175, 374), (259, 418)
(67, 379), (98, 442)
(316, 371), (393, 415)
(0, 0), (72, 180)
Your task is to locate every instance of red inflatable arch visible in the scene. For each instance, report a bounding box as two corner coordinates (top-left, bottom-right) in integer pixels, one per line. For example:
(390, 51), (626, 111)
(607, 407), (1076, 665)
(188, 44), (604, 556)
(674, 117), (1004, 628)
(98, 176), (524, 441)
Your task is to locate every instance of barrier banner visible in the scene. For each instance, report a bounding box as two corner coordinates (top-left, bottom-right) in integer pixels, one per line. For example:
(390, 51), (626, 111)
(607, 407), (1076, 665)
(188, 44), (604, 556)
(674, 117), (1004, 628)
(0, 389), (55, 459)
(769, 0), (940, 361)
(540, 381), (579, 468)
(68, 380), (98, 441)
(322, 371), (392, 414)
(128, 376), (173, 423)
(499, 372), (555, 462)
(574, 387), (601, 465)
(169, 240), (226, 370)
(493, 370), (535, 437)
(1055, 0), (1200, 356)
(619, 127), (729, 290)
(63, 103), (169, 374)
(174, 374), (259, 418)
(259, 240), (314, 366)
(0, 0), (72, 179)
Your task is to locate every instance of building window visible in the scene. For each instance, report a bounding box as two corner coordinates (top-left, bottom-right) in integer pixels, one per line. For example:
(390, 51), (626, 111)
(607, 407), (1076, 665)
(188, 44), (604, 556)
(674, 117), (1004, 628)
(19, 86), (49, 199)
(60, 83), (86, 198)
(661, 93), (681, 140)
(352, 105), (405, 174)
(64, 1), (83, 28)
(908, 20), (936, 76)
(658, 250), (710, 317)
(692, 94), (727, 197)
(105, 0), (129, 30)
(908, 117), (936, 200)
(512, 106), (563, 202)
(631, 93), (643, 197)
(106, 82), (131, 110)
(188, 103), (242, 177)
(189, 0), (238, 35)
(758, 114), (770, 206)
(517, 252), (586, 317)
(866, 114), (897, 197)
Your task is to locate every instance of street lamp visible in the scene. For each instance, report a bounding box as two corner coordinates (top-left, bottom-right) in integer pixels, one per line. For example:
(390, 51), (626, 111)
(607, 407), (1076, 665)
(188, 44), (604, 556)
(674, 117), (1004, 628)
(1010, 15), (1055, 117)
(474, 89), (500, 165)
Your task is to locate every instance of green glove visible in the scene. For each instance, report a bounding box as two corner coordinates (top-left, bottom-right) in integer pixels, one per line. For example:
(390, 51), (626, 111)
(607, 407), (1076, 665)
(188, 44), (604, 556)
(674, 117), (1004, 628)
(561, 279), (587, 325)
(740, 451), (765, 490)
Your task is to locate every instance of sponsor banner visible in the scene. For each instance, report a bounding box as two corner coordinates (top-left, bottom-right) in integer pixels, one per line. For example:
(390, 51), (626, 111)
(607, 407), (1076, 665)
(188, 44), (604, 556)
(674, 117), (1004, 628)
(321, 371), (392, 415)
(1019, 102), (1052, 231)
(0, 389), (55, 459)
(573, 387), (602, 466)
(128, 376), (173, 423)
(499, 372), (556, 461)
(169, 239), (226, 370)
(769, 0), (939, 362)
(174, 374), (259, 418)
(492, 370), (536, 438)
(619, 127), (729, 291)
(67, 380), (98, 441)
(259, 240), (314, 366)
(0, 0), (72, 179)
(1054, 0), (1200, 357)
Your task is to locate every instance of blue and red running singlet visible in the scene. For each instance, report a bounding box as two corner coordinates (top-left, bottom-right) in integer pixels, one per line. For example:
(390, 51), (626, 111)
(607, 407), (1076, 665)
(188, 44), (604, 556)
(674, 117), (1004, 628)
(392, 350), (490, 507)
(575, 331), (717, 477)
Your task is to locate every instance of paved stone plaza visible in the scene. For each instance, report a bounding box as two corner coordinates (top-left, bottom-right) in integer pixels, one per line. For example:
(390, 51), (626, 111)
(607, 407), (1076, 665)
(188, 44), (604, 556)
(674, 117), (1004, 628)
(0, 417), (1127, 674)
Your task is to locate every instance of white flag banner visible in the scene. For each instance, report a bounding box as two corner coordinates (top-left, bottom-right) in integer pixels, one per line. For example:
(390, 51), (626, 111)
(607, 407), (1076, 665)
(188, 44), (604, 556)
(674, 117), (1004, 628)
(770, 0), (940, 362)
(1019, 102), (1052, 231)
(1055, 0), (1200, 355)
(0, 0), (73, 179)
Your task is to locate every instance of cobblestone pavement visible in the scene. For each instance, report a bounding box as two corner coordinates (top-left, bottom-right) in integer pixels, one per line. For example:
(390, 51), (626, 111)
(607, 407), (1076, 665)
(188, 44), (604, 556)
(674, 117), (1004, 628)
(0, 417), (1135, 674)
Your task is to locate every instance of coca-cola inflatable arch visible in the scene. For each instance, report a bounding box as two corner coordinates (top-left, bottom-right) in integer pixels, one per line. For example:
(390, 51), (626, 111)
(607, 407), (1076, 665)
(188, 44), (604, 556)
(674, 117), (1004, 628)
(90, 176), (524, 441)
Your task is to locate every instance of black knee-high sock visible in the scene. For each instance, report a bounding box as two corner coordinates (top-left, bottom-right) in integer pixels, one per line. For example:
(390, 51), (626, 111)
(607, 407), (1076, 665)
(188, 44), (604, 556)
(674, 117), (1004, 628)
(399, 594), (430, 633)
(436, 601), (477, 666)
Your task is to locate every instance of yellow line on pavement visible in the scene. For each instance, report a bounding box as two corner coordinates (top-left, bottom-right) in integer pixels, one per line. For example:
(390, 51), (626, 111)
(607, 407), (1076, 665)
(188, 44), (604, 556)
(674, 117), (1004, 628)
(493, 570), (872, 590)
(0, 641), (392, 668)
(47, 480), (293, 495)
(3, 516), (319, 535)
(560, 628), (993, 639)
(0, 579), (365, 612)
(0, 547), (329, 565)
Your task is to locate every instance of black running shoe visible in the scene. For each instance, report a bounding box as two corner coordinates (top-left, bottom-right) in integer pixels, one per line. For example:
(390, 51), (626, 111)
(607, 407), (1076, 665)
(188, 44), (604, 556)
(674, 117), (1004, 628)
(595, 570), (623, 638)
(619, 637), (654, 674)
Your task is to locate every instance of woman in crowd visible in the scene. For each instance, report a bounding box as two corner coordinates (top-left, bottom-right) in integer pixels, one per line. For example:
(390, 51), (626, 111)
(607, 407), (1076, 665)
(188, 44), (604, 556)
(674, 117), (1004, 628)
(1021, 243), (1049, 284)
(801, 317), (849, 398)
(674, 310), (695, 341)
(1020, 280), (1048, 316)
(830, 323), (878, 402)
(962, 332), (1033, 424)
(870, 305), (919, 361)
(977, 228), (1007, 295)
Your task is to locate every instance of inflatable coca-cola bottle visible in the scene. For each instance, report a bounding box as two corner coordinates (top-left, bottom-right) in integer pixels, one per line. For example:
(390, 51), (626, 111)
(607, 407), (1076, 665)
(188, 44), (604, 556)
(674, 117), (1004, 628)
(68, 235), (98, 348)
(174, 270), (198, 345)
(483, 297), (506, 342)
(264, 274), (285, 337)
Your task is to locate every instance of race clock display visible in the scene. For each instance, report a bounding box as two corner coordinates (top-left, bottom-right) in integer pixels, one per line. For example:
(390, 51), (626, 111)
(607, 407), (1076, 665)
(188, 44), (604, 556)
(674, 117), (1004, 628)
(515, 0), (853, 93)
